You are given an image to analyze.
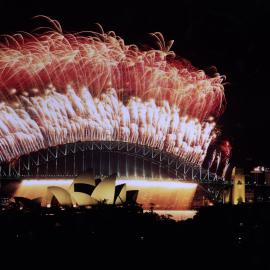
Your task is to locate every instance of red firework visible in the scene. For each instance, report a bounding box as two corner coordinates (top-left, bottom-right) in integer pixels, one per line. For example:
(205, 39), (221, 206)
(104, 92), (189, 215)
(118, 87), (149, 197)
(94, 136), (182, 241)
(0, 17), (228, 165)
(0, 17), (225, 121)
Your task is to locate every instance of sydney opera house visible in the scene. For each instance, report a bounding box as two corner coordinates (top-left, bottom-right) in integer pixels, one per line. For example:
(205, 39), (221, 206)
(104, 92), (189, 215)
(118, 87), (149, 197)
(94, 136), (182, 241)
(11, 173), (198, 210)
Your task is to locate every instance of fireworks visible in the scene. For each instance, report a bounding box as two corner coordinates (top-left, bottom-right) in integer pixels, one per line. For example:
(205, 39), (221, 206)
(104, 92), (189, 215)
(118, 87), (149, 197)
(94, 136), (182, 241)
(0, 18), (226, 166)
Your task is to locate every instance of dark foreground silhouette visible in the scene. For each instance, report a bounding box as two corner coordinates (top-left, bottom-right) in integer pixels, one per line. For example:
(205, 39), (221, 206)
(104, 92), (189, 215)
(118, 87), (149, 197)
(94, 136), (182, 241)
(0, 203), (270, 268)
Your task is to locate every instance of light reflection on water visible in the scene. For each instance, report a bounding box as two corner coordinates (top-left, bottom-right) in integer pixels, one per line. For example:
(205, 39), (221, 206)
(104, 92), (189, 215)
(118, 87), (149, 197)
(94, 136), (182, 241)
(149, 210), (197, 221)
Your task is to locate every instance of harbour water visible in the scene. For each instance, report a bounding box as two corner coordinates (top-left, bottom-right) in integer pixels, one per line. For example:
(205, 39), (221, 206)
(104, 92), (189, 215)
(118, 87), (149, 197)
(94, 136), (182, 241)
(151, 210), (197, 221)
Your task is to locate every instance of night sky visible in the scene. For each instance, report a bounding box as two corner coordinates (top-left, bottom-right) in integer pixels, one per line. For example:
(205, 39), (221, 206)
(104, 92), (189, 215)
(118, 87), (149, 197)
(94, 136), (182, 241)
(0, 0), (269, 169)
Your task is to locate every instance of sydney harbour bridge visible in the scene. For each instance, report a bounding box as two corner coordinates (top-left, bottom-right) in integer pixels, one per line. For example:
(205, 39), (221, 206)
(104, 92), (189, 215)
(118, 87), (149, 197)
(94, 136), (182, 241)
(0, 141), (231, 201)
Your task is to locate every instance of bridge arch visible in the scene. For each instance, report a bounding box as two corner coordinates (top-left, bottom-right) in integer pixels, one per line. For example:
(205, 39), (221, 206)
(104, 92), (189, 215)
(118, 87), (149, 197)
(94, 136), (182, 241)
(0, 141), (223, 184)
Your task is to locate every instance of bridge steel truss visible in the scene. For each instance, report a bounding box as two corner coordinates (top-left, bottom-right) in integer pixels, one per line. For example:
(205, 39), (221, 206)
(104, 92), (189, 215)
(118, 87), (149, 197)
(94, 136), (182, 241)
(0, 141), (231, 200)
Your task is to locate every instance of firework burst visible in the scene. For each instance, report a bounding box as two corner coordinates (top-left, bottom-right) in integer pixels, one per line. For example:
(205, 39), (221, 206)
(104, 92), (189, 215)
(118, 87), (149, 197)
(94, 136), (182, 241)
(0, 17), (226, 166)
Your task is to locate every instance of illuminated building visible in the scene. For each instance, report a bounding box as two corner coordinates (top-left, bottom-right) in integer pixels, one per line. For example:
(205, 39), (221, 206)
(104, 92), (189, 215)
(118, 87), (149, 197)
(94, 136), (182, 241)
(251, 166), (270, 185)
(13, 174), (198, 210)
(232, 167), (245, 204)
(251, 166), (270, 202)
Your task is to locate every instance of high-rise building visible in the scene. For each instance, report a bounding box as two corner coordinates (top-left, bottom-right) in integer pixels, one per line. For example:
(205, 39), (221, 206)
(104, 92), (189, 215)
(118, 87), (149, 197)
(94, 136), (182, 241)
(250, 166), (270, 202)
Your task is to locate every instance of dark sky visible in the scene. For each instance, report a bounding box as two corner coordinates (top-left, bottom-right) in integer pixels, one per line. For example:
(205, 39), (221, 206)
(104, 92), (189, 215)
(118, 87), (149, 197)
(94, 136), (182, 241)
(0, 0), (269, 169)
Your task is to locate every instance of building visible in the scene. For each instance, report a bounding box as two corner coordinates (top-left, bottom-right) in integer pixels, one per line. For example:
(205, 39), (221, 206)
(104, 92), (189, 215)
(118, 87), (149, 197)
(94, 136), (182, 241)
(251, 166), (270, 202)
(232, 167), (245, 205)
(8, 174), (198, 210)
